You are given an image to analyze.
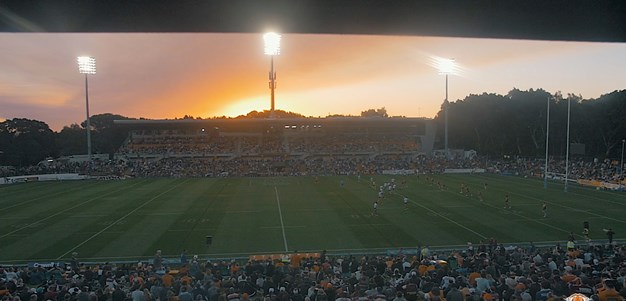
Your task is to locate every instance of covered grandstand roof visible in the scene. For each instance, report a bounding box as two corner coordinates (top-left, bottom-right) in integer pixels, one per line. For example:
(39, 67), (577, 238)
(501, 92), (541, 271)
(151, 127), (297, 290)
(113, 116), (432, 129)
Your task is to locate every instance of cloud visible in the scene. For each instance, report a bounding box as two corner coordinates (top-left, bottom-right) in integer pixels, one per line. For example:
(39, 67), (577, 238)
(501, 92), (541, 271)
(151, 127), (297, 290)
(1, 32), (625, 132)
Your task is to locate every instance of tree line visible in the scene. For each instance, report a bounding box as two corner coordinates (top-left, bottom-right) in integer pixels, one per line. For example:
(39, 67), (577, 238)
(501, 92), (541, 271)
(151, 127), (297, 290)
(0, 88), (624, 167)
(438, 88), (625, 159)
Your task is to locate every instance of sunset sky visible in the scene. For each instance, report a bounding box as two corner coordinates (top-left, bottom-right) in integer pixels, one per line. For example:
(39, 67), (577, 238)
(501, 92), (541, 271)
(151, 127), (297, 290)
(0, 33), (625, 131)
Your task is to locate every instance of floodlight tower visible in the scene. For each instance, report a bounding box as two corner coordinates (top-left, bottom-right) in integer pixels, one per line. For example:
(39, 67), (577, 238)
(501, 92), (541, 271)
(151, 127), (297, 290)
(544, 96), (551, 189)
(564, 95), (571, 192)
(264, 32), (281, 118)
(77, 56), (96, 163)
(437, 58), (456, 158)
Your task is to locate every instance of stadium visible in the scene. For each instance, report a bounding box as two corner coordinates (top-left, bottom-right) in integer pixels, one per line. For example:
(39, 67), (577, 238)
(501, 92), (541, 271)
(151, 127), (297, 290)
(1, 2), (626, 301)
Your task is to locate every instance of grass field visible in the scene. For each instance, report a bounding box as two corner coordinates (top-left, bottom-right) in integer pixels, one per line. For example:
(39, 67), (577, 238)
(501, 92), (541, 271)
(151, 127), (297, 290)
(0, 174), (624, 264)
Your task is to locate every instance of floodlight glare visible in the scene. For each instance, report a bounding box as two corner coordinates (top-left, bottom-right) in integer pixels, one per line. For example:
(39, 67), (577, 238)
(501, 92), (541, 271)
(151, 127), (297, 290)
(264, 32), (282, 56)
(264, 32), (282, 116)
(77, 56), (96, 74)
(436, 57), (456, 75)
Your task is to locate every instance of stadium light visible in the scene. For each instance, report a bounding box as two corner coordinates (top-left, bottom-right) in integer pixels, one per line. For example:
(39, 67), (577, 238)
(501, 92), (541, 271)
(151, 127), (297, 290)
(77, 56), (96, 165)
(264, 32), (281, 117)
(544, 96), (551, 189)
(436, 58), (456, 158)
(564, 95), (571, 192)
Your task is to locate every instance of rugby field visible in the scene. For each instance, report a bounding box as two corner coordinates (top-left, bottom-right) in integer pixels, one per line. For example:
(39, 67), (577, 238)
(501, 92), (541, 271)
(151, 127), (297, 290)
(0, 174), (624, 263)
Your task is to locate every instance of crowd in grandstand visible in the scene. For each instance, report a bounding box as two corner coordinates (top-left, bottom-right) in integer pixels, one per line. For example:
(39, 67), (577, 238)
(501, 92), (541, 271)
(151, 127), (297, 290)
(117, 134), (418, 157)
(0, 126), (623, 183)
(2, 156), (623, 185)
(1, 242), (625, 301)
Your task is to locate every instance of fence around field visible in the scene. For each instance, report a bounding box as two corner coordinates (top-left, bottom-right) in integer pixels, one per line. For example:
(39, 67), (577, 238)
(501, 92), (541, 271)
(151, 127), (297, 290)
(2, 239), (624, 269)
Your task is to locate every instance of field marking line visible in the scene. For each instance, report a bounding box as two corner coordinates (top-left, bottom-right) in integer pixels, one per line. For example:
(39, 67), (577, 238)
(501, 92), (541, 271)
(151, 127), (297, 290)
(395, 192), (488, 240)
(69, 214), (109, 218)
(292, 208), (333, 212)
(478, 174), (626, 207)
(274, 186), (289, 252)
(431, 176), (586, 235)
(167, 228), (217, 232)
(0, 183), (52, 200)
(0, 180), (147, 239)
(458, 177), (617, 236)
(508, 175), (626, 206)
(347, 223), (392, 227)
(0, 182), (101, 213)
(138, 212), (184, 216)
(225, 210), (262, 214)
(261, 225), (306, 229)
(482, 176), (626, 225)
(56, 179), (190, 260)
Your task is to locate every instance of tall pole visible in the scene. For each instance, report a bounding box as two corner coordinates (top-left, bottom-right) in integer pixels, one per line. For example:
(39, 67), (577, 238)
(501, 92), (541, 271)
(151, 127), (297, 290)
(445, 73), (449, 158)
(84, 74), (92, 163)
(77, 56), (95, 168)
(264, 32), (281, 118)
(543, 97), (550, 189)
(619, 139), (626, 186)
(436, 57), (455, 159)
(270, 55), (276, 114)
(564, 96), (571, 192)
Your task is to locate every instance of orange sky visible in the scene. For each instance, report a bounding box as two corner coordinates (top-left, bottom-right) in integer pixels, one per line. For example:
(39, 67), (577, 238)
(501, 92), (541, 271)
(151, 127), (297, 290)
(0, 33), (625, 131)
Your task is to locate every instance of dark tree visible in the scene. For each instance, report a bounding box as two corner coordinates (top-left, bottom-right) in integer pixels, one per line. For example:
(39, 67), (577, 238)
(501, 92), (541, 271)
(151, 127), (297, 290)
(81, 113), (134, 156)
(0, 118), (56, 166)
(435, 88), (626, 159)
(360, 107), (388, 118)
(56, 123), (86, 156)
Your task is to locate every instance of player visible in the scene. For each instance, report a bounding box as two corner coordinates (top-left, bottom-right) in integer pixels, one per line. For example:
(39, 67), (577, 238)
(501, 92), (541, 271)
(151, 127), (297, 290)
(403, 196), (409, 211)
(568, 231), (576, 243)
(504, 194), (511, 209)
(484, 183), (488, 190)
(542, 202), (547, 218)
(478, 191), (483, 202)
(603, 228), (615, 244)
(372, 201), (379, 216)
(582, 228), (590, 242)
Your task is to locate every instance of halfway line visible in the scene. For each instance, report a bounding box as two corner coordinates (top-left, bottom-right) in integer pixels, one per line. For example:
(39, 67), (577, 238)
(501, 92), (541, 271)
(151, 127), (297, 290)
(274, 186), (289, 252)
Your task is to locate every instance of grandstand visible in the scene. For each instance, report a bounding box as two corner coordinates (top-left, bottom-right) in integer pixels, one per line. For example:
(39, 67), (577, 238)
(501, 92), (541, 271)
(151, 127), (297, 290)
(113, 117), (436, 177)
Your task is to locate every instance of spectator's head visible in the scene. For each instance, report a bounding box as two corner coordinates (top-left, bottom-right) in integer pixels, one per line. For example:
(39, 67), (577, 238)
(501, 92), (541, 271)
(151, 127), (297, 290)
(602, 279), (616, 289)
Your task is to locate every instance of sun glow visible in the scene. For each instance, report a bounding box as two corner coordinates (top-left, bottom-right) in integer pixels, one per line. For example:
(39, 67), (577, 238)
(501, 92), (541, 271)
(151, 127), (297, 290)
(218, 97), (269, 117)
